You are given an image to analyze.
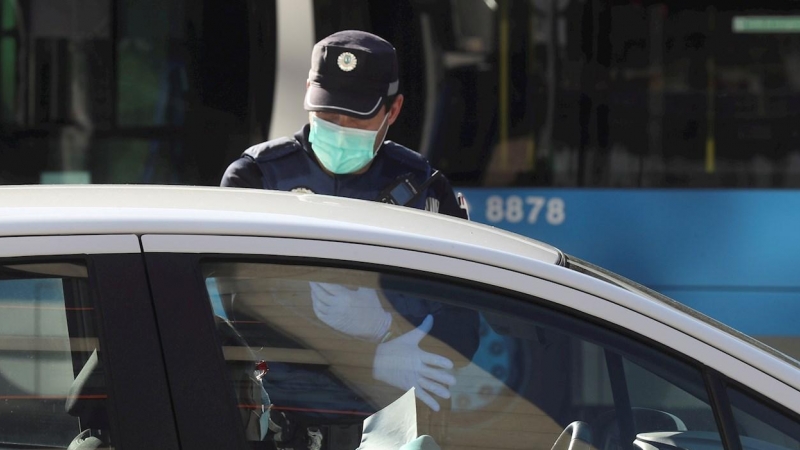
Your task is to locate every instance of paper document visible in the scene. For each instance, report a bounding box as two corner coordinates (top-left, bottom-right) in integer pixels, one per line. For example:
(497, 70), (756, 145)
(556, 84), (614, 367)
(357, 388), (418, 449)
(357, 388), (442, 450)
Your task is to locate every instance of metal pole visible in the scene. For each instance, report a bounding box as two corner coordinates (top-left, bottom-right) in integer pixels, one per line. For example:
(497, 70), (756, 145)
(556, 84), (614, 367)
(499, 0), (510, 170)
(706, 6), (716, 174)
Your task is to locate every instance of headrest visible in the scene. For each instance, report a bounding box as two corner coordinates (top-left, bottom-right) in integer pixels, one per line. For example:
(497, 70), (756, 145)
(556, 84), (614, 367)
(66, 349), (109, 430)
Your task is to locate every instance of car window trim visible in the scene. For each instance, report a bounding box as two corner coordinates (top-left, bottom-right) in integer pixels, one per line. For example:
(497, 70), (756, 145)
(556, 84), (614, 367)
(0, 235), (141, 258)
(143, 252), (250, 450)
(705, 369), (745, 450)
(605, 350), (637, 450)
(139, 234), (800, 414)
(88, 252), (181, 449)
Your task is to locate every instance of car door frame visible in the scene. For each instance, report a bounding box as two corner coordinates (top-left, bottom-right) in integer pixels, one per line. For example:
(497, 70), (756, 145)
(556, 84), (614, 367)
(0, 234), (180, 450)
(141, 233), (800, 450)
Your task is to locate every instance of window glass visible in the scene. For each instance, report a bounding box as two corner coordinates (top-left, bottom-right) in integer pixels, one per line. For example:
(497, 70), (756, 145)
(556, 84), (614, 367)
(0, 0), (268, 186)
(395, 1), (800, 188)
(728, 386), (800, 450)
(0, 0), (14, 31)
(0, 262), (112, 449)
(89, 138), (191, 184)
(0, 35), (13, 123)
(312, 0), (372, 41)
(202, 261), (721, 450)
(117, 0), (185, 127)
(0, 0), (16, 124)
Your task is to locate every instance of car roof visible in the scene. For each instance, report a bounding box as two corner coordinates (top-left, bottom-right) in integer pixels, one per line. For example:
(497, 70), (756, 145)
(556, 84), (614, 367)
(3, 185), (800, 396)
(0, 185), (564, 266)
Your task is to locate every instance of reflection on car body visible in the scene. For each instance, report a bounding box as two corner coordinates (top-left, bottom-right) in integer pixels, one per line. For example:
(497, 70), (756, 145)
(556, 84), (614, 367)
(0, 185), (799, 450)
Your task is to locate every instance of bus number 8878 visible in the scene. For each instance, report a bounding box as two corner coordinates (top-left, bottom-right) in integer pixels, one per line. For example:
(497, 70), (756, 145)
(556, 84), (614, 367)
(485, 195), (565, 226)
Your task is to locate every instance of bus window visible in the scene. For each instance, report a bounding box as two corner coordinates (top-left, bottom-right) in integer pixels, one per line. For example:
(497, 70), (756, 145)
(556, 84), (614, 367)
(0, 0), (16, 125)
(0, 0), (276, 186)
(364, 1), (800, 189)
(3, 1), (800, 188)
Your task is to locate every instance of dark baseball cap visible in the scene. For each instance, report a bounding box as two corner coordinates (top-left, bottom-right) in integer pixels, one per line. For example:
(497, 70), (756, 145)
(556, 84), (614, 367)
(304, 30), (399, 119)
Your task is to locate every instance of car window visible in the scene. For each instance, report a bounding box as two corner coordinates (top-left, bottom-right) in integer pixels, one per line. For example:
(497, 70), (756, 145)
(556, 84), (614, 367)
(201, 261), (722, 450)
(0, 262), (112, 449)
(727, 386), (800, 450)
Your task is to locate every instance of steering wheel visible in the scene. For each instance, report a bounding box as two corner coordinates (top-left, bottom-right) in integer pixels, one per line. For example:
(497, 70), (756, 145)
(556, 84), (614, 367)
(550, 421), (594, 450)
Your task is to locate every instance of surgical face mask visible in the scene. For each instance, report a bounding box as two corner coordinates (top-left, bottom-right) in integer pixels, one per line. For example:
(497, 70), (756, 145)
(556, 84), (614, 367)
(308, 113), (389, 175)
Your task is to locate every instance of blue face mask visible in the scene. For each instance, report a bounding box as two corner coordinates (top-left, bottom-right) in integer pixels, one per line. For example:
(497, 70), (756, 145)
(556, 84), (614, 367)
(308, 114), (389, 175)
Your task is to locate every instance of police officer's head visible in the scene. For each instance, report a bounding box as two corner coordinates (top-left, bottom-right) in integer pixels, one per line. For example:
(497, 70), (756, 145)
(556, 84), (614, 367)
(304, 30), (404, 175)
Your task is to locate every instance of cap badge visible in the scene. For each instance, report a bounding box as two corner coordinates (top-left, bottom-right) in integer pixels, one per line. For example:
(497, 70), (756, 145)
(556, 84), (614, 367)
(337, 52), (357, 72)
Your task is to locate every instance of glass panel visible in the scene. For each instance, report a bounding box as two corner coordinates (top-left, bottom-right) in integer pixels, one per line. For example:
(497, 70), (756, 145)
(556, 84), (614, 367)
(404, 1), (800, 187)
(0, 0), (14, 124)
(90, 138), (189, 184)
(312, 0), (372, 40)
(0, 0), (267, 186)
(1, 0), (14, 31)
(117, 0), (185, 127)
(0, 262), (113, 449)
(728, 386), (800, 450)
(0, 36), (13, 123)
(202, 261), (721, 450)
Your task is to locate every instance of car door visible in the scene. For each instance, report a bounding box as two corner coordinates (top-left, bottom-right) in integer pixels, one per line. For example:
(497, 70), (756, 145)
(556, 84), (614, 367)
(141, 234), (800, 450)
(0, 234), (179, 450)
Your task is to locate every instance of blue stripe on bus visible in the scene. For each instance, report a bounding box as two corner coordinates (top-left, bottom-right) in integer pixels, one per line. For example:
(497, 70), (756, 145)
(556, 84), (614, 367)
(459, 188), (800, 336)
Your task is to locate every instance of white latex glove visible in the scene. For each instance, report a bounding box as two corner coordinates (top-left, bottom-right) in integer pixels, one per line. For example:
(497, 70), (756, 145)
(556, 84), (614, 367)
(310, 282), (392, 342)
(372, 315), (455, 411)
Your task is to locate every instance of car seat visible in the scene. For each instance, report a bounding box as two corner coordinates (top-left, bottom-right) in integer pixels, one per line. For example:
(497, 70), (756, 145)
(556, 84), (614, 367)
(64, 319), (273, 450)
(593, 407), (687, 450)
(215, 315), (273, 442)
(65, 349), (111, 450)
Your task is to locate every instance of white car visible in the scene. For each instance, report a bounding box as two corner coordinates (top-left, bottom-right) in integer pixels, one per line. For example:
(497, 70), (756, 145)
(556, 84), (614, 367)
(1, 185), (798, 450)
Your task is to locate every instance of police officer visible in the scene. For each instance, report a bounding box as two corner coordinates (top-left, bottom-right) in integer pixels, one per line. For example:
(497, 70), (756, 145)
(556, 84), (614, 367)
(220, 30), (478, 446)
(220, 30), (468, 219)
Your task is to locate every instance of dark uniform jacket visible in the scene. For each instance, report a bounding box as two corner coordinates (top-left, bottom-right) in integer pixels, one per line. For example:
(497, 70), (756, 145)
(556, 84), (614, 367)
(221, 125), (468, 219)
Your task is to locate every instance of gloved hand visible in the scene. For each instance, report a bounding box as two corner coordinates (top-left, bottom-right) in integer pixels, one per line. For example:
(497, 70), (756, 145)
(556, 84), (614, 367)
(310, 282), (392, 342)
(372, 315), (455, 411)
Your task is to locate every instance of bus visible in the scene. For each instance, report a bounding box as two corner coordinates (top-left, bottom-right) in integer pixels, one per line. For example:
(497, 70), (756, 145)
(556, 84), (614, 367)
(1, 0), (800, 358)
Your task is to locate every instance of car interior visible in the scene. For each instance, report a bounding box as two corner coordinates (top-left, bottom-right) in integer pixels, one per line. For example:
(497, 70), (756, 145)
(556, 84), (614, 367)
(65, 349), (112, 450)
(4, 259), (797, 450)
(0, 263), (112, 450)
(203, 261), (744, 450)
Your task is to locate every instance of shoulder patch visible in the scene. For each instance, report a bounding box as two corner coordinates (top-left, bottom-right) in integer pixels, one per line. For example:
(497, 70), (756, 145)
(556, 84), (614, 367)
(381, 141), (431, 173)
(243, 137), (302, 162)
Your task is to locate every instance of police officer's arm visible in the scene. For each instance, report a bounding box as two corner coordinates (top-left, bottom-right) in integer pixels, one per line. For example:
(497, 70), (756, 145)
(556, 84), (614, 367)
(430, 173), (469, 220)
(381, 284), (480, 367)
(220, 157), (264, 188)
